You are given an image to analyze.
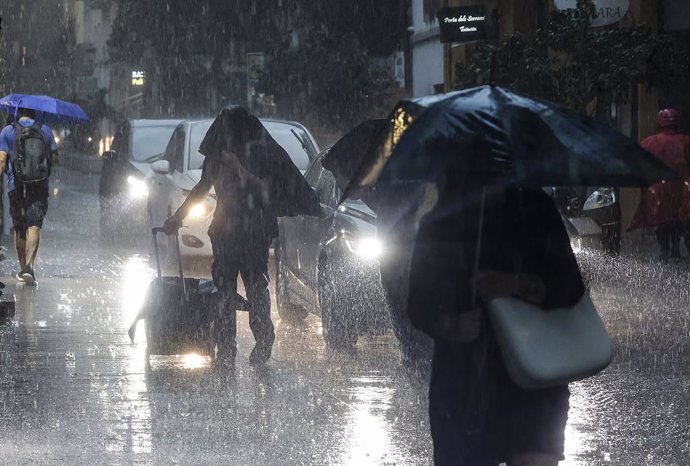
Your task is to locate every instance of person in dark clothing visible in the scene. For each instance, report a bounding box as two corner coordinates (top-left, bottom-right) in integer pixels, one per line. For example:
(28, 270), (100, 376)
(164, 107), (318, 366)
(407, 181), (585, 466)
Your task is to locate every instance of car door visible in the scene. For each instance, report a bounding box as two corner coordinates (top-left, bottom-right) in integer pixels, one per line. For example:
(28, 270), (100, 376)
(148, 125), (186, 227)
(299, 159), (338, 290)
(278, 155), (324, 284)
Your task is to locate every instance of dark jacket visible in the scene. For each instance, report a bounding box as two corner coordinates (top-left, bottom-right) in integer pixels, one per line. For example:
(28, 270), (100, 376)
(175, 107), (319, 241)
(407, 187), (584, 340)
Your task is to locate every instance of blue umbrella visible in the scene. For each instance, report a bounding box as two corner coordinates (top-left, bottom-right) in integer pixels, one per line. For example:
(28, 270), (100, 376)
(0, 94), (90, 124)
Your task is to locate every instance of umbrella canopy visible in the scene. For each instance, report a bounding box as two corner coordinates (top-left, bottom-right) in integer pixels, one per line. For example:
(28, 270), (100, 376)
(0, 94), (90, 124)
(199, 106), (320, 218)
(322, 118), (389, 191)
(342, 85), (679, 199)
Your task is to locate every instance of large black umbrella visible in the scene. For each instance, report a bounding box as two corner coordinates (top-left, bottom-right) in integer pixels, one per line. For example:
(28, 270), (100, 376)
(199, 106), (320, 218)
(322, 118), (389, 192)
(342, 85), (679, 200)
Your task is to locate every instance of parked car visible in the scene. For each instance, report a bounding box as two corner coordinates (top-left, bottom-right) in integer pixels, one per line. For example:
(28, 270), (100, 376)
(548, 186), (622, 254)
(146, 118), (319, 262)
(276, 149), (413, 352)
(99, 119), (182, 241)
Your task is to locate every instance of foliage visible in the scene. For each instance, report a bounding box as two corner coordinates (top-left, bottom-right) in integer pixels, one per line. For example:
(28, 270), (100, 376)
(0, 0), (74, 99)
(109, 0), (236, 116)
(456, 1), (690, 120)
(109, 0), (407, 124)
(258, 0), (407, 131)
(258, 28), (397, 130)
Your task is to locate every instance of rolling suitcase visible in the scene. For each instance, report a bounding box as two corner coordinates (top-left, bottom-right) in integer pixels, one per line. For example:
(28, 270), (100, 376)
(128, 227), (246, 359)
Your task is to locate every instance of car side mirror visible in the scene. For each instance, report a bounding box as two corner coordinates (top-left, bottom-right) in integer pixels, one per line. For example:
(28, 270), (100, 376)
(102, 150), (117, 161)
(151, 160), (170, 175)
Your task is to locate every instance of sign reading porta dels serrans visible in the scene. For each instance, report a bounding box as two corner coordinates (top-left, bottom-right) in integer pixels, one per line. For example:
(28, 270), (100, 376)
(555, 0), (630, 27)
(437, 6), (495, 43)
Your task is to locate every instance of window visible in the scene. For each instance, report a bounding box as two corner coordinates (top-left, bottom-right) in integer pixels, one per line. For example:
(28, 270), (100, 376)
(130, 125), (178, 162)
(164, 127), (185, 173)
(304, 157), (323, 188)
(188, 120), (213, 171)
(315, 168), (336, 207)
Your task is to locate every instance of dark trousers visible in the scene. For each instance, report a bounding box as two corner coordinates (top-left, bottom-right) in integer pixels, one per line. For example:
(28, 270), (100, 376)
(656, 221), (682, 258)
(429, 339), (569, 466)
(211, 232), (275, 355)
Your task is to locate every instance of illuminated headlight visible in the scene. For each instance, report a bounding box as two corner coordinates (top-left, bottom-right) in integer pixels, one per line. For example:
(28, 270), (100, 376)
(188, 201), (213, 219)
(127, 176), (149, 199)
(345, 236), (383, 260)
(583, 188), (615, 211)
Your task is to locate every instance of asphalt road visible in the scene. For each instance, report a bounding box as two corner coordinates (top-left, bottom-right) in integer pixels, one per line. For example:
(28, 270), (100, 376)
(0, 166), (688, 465)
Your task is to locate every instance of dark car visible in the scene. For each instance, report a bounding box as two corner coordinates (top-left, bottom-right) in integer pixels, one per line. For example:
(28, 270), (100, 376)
(549, 186), (622, 254)
(99, 119), (182, 241)
(275, 149), (393, 349)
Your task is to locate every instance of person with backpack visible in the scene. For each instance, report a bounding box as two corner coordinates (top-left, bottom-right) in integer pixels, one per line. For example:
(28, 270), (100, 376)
(0, 108), (59, 285)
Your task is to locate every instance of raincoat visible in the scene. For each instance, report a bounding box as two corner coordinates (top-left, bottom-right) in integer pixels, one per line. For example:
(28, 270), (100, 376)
(628, 130), (690, 230)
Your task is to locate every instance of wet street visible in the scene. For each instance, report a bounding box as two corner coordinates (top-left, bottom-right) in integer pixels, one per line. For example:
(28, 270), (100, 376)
(0, 167), (689, 465)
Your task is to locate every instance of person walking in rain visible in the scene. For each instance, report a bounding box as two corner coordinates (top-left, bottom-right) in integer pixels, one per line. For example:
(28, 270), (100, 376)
(164, 106), (318, 366)
(407, 173), (585, 465)
(629, 108), (690, 260)
(0, 108), (59, 285)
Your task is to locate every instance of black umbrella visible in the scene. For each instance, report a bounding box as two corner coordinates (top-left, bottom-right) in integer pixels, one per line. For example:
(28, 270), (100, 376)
(199, 106), (320, 218)
(322, 118), (389, 191)
(342, 85), (679, 200)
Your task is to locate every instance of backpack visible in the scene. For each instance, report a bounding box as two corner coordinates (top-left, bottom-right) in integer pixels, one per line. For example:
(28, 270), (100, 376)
(13, 121), (51, 184)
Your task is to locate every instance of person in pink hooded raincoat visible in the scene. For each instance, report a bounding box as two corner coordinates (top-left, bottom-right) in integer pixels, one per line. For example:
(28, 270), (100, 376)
(629, 109), (690, 260)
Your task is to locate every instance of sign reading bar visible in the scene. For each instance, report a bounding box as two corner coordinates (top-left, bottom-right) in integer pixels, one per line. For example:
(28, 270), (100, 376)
(437, 6), (491, 44)
(131, 71), (145, 86)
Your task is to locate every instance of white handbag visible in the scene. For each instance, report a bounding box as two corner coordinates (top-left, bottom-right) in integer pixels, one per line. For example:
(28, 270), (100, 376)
(487, 292), (613, 390)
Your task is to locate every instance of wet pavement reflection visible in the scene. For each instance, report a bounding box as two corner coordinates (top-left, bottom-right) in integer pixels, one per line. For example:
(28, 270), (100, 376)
(0, 167), (689, 464)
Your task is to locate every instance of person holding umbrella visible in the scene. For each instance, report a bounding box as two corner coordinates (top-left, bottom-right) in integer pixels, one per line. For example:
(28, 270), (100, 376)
(0, 94), (89, 285)
(163, 106), (319, 366)
(339, 85), (678, 465)
(0, 107), (59, 285)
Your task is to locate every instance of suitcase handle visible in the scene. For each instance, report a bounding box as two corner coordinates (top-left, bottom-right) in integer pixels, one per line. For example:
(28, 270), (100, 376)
(152, 227), (186, 299)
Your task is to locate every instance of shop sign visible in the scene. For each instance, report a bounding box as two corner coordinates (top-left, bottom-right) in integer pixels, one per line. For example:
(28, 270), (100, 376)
(437, 6), (493, 43)
(554, 0), (630, 27)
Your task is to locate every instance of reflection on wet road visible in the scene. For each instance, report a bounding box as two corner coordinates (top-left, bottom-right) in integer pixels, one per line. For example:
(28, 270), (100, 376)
(0, 168), (689, 464)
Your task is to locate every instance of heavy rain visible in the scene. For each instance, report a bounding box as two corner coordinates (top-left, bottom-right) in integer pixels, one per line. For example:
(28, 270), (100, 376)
(1, 1), (690, 465)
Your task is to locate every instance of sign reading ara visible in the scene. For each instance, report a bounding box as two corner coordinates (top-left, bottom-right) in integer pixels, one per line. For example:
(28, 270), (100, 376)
(554, 0), (630, 27)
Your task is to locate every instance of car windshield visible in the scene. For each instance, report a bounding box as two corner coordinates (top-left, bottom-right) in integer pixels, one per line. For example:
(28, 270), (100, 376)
(130, 125), (179, 162)
(262, 121), (318, 171)
(187, 120), (318, 172)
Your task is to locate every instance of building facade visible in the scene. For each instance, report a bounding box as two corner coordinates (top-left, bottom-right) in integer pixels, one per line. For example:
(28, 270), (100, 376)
(410, 0), (445, 97)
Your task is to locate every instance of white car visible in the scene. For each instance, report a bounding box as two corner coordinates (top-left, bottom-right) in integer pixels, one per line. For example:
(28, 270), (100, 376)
(146, 118), (320, 262)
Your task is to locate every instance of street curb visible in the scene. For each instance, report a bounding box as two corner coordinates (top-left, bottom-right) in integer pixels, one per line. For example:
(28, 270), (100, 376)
(61, 152), (103, 174)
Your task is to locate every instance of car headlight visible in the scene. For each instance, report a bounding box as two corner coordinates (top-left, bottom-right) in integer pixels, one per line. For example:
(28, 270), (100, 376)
(127, 175), (149, 199)
(345, 235), (383, 260)
(188, 201), (213, 219)
(583, 188), (615, 211)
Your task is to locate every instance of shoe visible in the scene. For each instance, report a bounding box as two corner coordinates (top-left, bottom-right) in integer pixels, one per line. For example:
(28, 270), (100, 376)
(15, 271), (25, 282)
(249, 344), (272, 366)
(21, 269), (36, 286)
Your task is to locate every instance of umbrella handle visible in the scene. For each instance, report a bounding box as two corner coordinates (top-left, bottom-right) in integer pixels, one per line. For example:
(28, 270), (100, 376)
(471, 187), (487, 308)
